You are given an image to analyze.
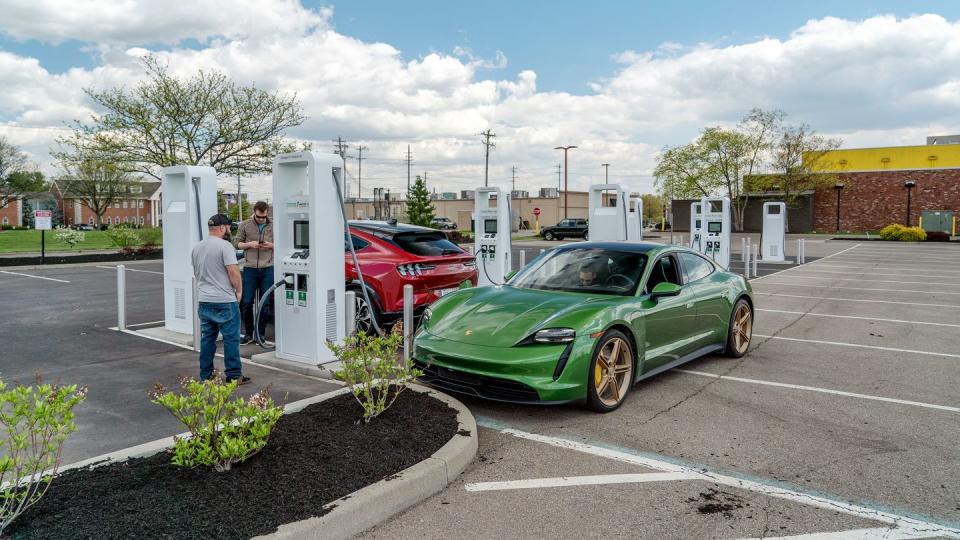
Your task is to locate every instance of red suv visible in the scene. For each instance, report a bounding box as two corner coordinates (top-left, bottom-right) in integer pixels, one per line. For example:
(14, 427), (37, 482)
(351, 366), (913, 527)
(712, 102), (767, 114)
(345, 221), (477, 333)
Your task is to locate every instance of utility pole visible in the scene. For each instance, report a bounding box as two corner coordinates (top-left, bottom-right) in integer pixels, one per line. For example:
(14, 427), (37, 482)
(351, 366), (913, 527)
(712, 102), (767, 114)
(333, 137), (349, 199)
(601, 163), (610, 183)
(356, 145), (368, 200)
(404, 145), (413, 193)
(510, 166), (518, 193)
(556, 163), (562, 193)
(554, 146), (577, 219)
(479, 129), (496, 187)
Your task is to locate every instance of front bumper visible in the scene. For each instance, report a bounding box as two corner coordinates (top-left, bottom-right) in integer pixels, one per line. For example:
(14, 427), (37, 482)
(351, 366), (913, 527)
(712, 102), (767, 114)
(413, 329), (596, 403)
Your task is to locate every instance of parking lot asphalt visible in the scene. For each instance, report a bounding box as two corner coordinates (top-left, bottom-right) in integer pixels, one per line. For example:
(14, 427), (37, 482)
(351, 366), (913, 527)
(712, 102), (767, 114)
(365, 239), (960, 539)
(0, 260), (340, 464)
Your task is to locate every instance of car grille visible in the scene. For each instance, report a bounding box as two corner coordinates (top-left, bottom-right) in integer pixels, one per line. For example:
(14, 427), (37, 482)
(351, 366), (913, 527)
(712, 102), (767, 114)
(414, 360), (541, 402)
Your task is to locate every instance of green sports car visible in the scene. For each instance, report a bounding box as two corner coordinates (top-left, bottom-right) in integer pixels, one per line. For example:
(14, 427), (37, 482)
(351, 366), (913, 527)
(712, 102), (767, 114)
(414, 241), (754, 412)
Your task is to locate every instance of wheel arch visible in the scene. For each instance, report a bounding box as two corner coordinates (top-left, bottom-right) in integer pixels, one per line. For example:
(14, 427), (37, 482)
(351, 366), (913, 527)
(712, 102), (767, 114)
(604, 323), (640, 377)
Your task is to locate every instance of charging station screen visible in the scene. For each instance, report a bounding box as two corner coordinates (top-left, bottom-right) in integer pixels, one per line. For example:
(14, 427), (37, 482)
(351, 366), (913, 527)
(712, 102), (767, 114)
(484, 219), (497, 234)
(708, 222), (722, 233)
(294, 220), (309, 249)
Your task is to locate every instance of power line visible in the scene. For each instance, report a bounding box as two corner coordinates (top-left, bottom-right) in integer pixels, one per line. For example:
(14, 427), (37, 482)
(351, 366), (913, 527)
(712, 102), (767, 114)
(403, 145), (413, 192)
(479, 129), (496, 187)
(356, 144), (368, 200)
(510, 165), (518, 192)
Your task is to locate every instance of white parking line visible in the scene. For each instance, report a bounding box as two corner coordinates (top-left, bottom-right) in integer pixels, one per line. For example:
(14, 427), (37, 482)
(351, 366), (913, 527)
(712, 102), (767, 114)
(739, 526), (923, 540)
(465, 472), (699, 492)
(96, 265), (163, 275)
(477, 421), (960, 539)
(674, 370), (959, 413)
(0, 270), (70, 283)
(751, 243), (862, 283)
(810, 263), (960, 274)
(756, 309), (960, 329)
(753, 334), (960, 360)
(783, 273), (960, 286)
(828, 256), (960, 264)
(788, 268), (960, 279)
(754, 292), (960, 309)
(124, 320), (165, 328)
(758, 281), (960, 296)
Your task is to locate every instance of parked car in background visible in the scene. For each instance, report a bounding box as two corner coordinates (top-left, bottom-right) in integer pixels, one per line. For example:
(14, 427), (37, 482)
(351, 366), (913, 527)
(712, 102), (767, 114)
(70, 223), (94, 231)
(345, 221), (477, 334)
(431, 216), (457, 230)
(540, 218), (589, 241)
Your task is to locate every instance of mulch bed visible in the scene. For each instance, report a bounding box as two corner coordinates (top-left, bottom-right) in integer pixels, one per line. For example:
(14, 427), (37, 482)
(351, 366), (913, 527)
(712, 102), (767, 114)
(0, 251), (162, 267)
(7, 391), (459, 540)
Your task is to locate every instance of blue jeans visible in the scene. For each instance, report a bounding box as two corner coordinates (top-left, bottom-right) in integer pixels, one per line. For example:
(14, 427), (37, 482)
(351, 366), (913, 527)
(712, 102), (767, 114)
(198, 302), (242, 381)
(241, 266), (275, 338)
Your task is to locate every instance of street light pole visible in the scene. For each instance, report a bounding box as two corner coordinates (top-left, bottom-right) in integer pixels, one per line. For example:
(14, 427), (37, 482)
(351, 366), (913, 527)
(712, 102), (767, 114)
(601, 163), (610, 183)
(834, 182), (845, 232)
(554, 146), (577, 219)
(904, 180), (916, 226)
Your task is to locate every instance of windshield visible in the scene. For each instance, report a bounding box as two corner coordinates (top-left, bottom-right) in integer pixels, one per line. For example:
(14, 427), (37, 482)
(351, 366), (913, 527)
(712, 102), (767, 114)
(510, 248), (648, 295)
(393, 231), (464, 256)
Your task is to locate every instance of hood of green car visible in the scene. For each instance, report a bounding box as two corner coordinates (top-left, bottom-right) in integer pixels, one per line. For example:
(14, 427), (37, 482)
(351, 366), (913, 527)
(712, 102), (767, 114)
(425, 285), (612, 347)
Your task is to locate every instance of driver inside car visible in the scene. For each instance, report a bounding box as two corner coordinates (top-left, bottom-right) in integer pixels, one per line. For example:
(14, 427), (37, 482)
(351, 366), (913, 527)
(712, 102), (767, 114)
(578, 258), (607, 287)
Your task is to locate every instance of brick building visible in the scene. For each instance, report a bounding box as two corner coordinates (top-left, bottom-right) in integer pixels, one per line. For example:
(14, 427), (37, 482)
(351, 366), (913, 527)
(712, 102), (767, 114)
(0, 198), (23, 227)
(51, 181), (162, 227)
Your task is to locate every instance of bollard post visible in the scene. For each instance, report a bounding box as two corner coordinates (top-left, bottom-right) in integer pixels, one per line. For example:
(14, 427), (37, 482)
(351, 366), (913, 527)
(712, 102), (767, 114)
(519, 249), (526, 269)
(403, 284), (413, 360)
(801, 238), (806, 264)
(344, 291), (356, 336)
(743, 247), (751, 278)
(192, 276), (201, 352)
(116, 265), (126, 331)
(741, 237), (747, 262)
(752, 244), (759, 278)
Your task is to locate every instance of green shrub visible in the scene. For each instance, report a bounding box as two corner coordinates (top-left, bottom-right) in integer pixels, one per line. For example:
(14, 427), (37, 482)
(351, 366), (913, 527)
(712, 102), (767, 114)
(879, 223), (904, 240)
(150, 375), (283, 472)
(0, 225), (12, 231)
(879, 223), (925, 241)
(105, 227), (140, 249)
(137, 227), (162, 246)
(328, 331), (422, 423)
(1, 379), (87, 535)
(53, 228), (85, 249)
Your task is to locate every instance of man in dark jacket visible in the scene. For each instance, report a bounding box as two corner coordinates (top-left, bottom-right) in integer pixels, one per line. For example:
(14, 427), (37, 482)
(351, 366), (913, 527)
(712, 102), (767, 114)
(236, 201), (274, 343)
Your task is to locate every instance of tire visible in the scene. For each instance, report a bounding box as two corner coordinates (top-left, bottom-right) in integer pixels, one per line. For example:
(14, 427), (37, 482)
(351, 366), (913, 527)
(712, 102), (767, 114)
(351, 289), (381, 336)
(544, 231), (555, 241)
(583, 230), (589, 240)
(724, 298), (753, 358)
(586, 330), (635, 413)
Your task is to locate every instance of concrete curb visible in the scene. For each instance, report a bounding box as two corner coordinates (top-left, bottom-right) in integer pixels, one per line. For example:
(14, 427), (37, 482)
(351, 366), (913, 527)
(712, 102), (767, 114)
(260, 384), (478, 540)
(250, 350), (340, 380)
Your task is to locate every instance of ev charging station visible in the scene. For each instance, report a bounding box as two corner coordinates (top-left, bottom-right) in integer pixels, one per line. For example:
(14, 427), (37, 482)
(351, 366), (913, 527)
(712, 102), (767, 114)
(269, 151), (345, 365)
(762, 202), (787, 262)
(587, 184), (629, 241)
(694, 197), (731, 269)
(689, 201), (703, 252)
(160, 165), (217, 335)
(626, 196), (643, 241)
(474, 187), (512, 286)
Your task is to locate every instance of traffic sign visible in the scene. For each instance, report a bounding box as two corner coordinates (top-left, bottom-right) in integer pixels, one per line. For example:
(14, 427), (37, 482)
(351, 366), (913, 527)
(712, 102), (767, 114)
(533, 207), (541, 216)
(34, 210), (52, 230)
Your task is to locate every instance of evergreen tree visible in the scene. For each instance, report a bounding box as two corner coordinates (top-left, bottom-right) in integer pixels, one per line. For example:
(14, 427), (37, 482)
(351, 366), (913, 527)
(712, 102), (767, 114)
(406, 175), (435, 227)
(22, 200), (33, 228)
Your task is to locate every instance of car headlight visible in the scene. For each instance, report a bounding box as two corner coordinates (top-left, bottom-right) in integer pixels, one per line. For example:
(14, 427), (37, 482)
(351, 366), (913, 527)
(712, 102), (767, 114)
(422, 307), (432, 323)
(534, 328), (576, 343)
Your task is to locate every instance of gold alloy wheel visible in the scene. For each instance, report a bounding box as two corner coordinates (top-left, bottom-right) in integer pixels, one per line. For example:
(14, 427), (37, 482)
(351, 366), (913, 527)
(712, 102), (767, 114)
(732, 303), (753, 354)
(594, 337), (633, 408)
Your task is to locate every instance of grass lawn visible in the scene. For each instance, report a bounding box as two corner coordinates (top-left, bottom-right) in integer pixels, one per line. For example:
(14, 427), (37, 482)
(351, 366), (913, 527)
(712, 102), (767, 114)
(0, 229), (157, 253)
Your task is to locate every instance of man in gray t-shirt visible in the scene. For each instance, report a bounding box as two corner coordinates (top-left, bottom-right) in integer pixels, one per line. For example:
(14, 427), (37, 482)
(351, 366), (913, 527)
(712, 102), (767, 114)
(190, 213), (248, 384)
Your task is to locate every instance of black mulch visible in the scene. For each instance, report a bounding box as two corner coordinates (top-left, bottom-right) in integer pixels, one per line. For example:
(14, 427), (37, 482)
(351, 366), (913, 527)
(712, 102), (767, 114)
(7, 391), (459, 540)
(0, 251), (162, 267)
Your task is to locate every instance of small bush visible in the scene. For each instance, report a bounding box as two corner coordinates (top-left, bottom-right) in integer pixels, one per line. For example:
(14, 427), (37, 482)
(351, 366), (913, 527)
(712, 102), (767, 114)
(105, 227), (140, 249)
(328, 331), (422, 423)
(137, 227), (162, 246)
(150, 375), (283, 472)
(0, 225), (13, 231)
(53, 228), (85, 249)
(1, 379), (87, 535)
(879, 223), (926, 241)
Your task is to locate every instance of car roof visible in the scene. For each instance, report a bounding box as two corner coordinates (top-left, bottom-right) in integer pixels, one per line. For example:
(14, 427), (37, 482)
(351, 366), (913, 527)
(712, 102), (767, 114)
(348, 220), (435, 234)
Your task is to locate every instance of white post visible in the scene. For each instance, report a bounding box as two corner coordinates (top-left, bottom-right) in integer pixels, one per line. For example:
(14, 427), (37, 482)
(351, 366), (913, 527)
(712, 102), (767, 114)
(116, 265), (126, 331)
(344, 291), (356, 336)
(752, 244), (759, 278)
(192, 276), (201, 352)
(743, 247), (751, 278)
(801, 239), (806, 264)
(403, 284), (413, 360)
(741, 237), (747, 262)
(519, 249), (526, 269)
(796, 239), (802, 264)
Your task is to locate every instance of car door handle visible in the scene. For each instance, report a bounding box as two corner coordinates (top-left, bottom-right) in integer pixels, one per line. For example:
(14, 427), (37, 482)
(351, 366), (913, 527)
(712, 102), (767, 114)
(685, 302), (694, 309)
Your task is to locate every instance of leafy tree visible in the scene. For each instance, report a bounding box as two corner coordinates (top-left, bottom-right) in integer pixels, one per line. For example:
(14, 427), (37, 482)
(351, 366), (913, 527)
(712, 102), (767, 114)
(56, 158), (134, 227)
(227, 199), (251, 223)
(0, 136), (29, 209)
(6, 171), (47, 193)
(639, 194), (664, 222)
(54, 56), (309, 180)
(749, 124), (842, 205)
(405, 175), (435, 227)
(21, 200), (33, 228)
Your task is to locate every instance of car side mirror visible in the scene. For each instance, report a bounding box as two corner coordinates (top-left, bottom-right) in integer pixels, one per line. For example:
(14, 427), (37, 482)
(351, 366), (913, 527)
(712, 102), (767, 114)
(650, 282), (681, 299)
(505, 270), (518, 281)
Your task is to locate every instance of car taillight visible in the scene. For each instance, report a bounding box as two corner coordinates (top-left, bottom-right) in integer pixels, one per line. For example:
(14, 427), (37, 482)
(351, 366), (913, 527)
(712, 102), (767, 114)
(397, 263), (436, 276)
(463, 260), (476, 268)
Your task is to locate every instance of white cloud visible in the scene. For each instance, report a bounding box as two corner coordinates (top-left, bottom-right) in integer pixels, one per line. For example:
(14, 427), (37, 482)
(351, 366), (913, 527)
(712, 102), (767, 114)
(1, 7), (960, 197)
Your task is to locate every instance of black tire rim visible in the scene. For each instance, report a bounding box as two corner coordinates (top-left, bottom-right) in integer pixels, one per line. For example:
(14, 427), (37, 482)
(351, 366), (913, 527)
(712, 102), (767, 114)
(355, 295), (374, 335)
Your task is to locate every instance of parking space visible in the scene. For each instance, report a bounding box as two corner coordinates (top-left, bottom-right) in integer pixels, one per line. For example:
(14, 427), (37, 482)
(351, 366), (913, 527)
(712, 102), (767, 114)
(364, 240), (960, 538)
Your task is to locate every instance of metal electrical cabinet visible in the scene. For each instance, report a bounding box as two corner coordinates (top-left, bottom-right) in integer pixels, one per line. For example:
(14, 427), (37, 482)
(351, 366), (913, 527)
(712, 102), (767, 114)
(920, 210), (955, 234)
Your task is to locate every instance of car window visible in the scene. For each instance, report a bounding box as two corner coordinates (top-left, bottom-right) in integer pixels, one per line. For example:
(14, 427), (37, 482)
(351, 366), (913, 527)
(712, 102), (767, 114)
(680, 253), (714, 283)
(344, 234), (370, 252)
(392, 231), (463, 256)
(510, 248), (647, 296)
(644, 255), (682, 293)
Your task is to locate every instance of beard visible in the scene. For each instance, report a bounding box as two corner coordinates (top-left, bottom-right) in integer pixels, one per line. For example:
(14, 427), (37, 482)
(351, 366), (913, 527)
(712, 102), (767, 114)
(222, 231), (232, 242)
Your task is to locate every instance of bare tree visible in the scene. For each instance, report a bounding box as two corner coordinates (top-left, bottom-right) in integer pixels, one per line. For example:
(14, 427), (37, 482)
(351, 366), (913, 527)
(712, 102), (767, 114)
(56, 159), (134, 227)
(0, 136), (29, 209)
(764, 124), (842, 204)
(55, 56), (308, 180)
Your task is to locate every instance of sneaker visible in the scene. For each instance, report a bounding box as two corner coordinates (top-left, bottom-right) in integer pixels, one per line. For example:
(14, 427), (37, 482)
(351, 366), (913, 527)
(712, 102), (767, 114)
(241, 335), (254, 345)
(228, 376), (251, 386)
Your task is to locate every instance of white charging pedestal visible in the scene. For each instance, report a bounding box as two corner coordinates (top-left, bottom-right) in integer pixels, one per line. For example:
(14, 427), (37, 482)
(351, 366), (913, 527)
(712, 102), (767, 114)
(762, 202), (786, 262)
(159, 166), (217, 336)
(269, 151), (345, 366)
(694, 197), (731, 269)
(627, 196), (643, 241)
(689, 201), (703, 251)
(587, 184), (629, 241)
(474, 187), (512, 286)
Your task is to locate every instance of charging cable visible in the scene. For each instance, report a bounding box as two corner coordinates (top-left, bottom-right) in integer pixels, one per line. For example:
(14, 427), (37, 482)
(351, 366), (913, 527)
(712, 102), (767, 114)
(337, 168), (383, 336)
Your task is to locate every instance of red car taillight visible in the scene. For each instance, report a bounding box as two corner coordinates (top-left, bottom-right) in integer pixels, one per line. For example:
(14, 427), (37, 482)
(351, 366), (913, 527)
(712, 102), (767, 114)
(397, 263), (437, 276)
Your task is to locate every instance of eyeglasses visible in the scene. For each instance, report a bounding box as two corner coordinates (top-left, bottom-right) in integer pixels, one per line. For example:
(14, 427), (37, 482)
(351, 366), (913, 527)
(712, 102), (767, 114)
(254, 214), (267, 220)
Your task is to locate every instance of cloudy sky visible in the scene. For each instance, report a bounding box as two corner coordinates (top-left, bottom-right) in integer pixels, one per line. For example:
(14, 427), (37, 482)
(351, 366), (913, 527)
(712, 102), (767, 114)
(2, 0), (960, 201)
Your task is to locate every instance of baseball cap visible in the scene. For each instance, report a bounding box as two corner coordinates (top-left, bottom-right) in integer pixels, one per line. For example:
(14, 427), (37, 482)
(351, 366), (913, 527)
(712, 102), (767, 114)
(207, 213), (234, 227)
